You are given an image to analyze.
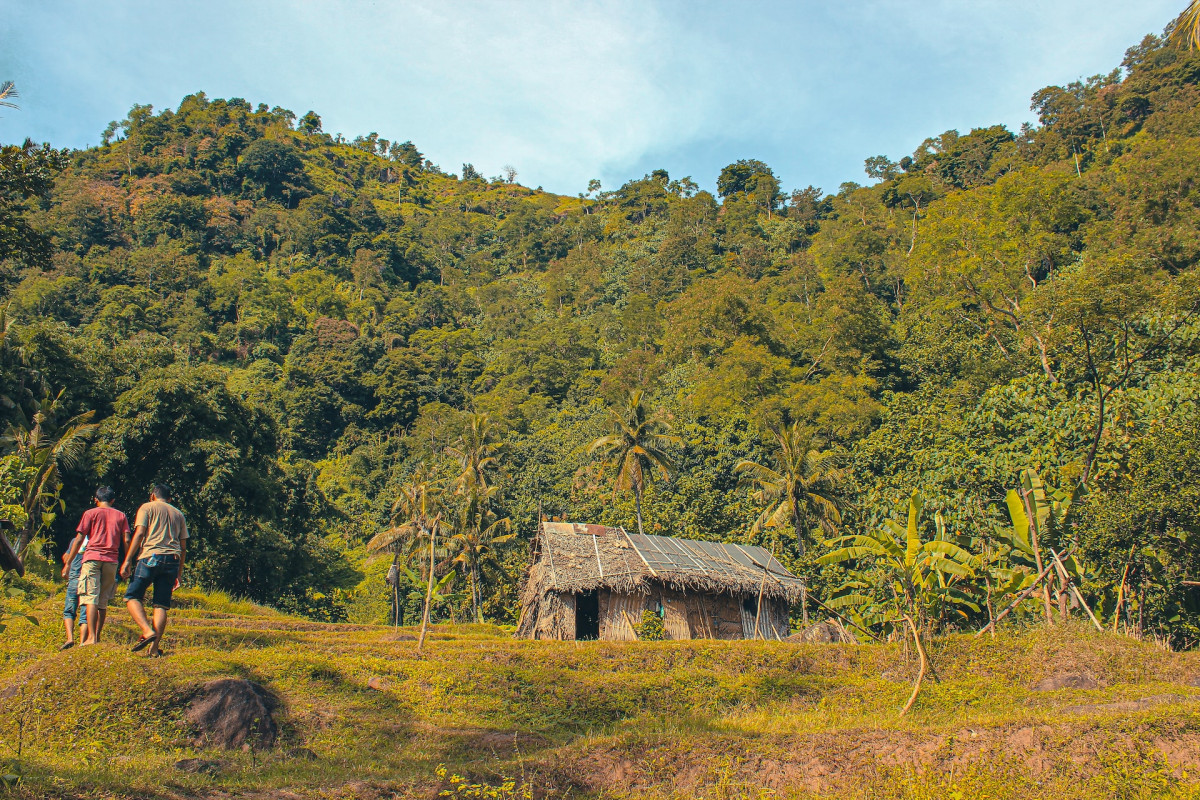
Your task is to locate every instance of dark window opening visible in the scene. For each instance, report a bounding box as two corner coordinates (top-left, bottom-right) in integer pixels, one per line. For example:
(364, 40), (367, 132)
(576, 590), (600, 640)
(743, 596), (757, 615)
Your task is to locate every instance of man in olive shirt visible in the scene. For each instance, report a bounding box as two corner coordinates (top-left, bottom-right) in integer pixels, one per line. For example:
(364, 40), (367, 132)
(121, 484), (188, 657)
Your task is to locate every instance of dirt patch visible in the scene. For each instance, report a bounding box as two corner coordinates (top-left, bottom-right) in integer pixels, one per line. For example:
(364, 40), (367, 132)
(1033, 672), (1100, 691)
(1062, 693), (1195, 714)
(543, 719), (1200, 797)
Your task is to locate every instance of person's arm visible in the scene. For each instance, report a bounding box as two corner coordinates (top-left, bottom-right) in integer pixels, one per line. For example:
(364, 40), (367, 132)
(120, 516), (131, 571)
(60, 534), (85, 578)
(175, 538), (186, 589)
(121, 526), (146, 579)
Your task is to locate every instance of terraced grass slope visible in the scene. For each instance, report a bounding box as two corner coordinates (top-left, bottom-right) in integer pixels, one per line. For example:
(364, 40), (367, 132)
(3, 590), (1200, 799)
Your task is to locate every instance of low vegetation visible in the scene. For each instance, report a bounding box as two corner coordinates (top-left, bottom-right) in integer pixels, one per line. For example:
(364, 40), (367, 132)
(1, 588), (1199, 799)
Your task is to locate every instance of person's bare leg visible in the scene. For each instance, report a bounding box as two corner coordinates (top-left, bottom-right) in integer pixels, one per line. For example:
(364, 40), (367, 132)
(82, 603), (99, 645)
(148, 608), (168, 656)
(94, 608), (108, 642)
(126, 599), (155, 639)
(63, 617), (75, 645)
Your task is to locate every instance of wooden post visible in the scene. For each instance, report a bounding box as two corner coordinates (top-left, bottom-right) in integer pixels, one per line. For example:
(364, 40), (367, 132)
(752, 554), (772, 641)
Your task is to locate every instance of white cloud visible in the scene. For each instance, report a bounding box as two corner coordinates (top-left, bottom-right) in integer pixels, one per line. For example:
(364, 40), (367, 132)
(0, 0), (1186, 195)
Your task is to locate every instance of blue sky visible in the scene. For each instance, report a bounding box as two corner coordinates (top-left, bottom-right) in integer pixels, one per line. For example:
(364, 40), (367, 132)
(0, 1), (1185, 197)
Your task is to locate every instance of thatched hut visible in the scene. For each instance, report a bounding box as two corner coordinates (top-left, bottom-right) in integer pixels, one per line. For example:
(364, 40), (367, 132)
(516, 522), (805, 641)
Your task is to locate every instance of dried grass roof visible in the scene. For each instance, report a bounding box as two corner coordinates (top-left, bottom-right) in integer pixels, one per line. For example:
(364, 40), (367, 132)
(528, 522), (805, 602)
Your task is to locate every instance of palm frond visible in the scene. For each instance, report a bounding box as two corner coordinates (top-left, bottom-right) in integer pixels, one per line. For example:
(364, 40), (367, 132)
(1169, 0), (1200, 50)
(0, 81), (17, 111)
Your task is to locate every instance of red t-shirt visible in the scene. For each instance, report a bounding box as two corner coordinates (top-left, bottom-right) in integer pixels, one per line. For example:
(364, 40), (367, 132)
(76, 507), (130, 563)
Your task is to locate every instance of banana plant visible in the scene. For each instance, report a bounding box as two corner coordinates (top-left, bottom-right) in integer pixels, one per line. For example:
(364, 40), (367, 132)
(819, 492), (978, 633)
(999, 468), (1086, 623)
(818, 492), (977, 713)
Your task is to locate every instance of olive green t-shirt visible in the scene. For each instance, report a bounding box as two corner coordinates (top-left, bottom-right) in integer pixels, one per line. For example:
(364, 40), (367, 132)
(133, 500), (188, 558)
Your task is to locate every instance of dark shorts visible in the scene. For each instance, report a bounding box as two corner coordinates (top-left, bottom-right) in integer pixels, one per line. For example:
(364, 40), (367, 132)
(123, 554), (179, 610)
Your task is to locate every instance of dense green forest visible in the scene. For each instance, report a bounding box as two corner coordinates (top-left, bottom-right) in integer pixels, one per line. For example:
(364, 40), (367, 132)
(2, 27), (1199, 643)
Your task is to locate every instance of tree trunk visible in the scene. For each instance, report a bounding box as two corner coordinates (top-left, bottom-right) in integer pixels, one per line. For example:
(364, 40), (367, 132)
(634, 490), (645, 537)
(473, 562), (483, 624)
(900, 615), (929, 716)
(418, 524), (436, 652)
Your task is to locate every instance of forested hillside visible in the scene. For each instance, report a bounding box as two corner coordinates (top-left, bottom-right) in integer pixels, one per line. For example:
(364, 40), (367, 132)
(2, 29), (1199, 641)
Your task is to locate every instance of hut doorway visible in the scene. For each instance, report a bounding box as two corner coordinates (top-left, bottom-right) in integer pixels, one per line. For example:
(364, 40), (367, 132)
(576, 590), (600, 640)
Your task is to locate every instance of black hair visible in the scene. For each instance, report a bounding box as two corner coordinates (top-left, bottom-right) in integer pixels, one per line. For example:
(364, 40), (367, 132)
(151, 484), (172, 501)
(94, 486), (116, 504)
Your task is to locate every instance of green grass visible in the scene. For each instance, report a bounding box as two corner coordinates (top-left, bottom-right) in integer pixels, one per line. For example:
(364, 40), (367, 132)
(2, 585), (1200, 799)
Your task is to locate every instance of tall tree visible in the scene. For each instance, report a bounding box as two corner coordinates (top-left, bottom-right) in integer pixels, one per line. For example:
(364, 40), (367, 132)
(588, 390), (679, 537)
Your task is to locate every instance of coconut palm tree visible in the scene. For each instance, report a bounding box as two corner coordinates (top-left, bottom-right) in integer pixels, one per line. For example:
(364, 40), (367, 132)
(588, 390), (679, 537)
(734, 422), (843, 554)
(368, 464), (444, 629)
(445, 412), (500, 496)
(1169, 1), (1200, 50)
(448, 486), (515, 623)
(368, 464), (444, 560)
(2, 390), (96, 558)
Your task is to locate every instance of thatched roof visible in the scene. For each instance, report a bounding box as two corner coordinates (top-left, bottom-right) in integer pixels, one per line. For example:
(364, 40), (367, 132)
(526, 522), (805, 603)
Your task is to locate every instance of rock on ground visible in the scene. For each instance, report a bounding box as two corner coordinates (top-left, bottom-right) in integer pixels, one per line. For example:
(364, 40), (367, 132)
(186, 678), (279, 751)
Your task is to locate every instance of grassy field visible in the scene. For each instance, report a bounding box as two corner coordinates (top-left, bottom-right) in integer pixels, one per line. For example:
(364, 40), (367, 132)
(2, 587), (1200, 799)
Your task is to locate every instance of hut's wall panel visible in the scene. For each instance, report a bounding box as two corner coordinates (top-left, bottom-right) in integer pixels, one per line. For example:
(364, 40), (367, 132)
(599, 590), (644, 641)
(660, 592), (692, 640)
(766, 598), (790, 639)
(533, 591), (576, 640)
(705, 594), (747, 639)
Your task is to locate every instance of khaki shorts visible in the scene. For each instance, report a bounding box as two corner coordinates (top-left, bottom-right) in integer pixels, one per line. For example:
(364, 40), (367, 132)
(78, 560), (118, 607)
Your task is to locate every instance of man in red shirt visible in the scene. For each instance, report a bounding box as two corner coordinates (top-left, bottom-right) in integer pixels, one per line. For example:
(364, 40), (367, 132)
(61, 487), (130, 646)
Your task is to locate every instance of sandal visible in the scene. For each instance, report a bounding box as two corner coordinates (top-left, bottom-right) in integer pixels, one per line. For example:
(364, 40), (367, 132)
(59, 641), (75, 651)
(131, 635), (157, 652)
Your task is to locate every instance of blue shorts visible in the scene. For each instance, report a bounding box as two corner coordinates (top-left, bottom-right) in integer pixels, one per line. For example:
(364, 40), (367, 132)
(123, 554), (179, 610)
(63, 554), (87, 624)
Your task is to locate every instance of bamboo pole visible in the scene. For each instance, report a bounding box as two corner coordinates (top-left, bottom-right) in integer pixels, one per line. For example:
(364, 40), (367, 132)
(1049, 549), (1103, 631)
(983, 573), (996, 640)
(975, 559), (1059, 637)
(1022, 488), (1055, 625)
(621, 609), (640, 641)
(1113, 544), (1135, 632)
